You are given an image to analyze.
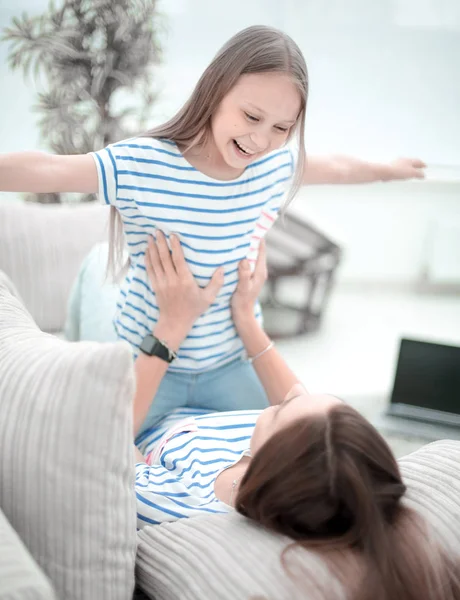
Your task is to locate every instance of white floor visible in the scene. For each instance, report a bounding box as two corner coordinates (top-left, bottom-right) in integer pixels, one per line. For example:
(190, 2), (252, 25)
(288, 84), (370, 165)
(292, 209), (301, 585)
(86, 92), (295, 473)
(272, 286), (460, 457)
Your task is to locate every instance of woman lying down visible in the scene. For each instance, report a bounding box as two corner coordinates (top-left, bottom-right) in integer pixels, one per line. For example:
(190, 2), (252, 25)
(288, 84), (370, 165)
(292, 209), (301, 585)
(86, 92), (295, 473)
(132, 232), (460, 600)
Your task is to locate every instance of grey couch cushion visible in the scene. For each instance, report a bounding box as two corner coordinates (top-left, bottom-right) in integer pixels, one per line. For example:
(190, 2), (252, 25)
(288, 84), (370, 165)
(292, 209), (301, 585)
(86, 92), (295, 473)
(0, 275), (137, 600)
(0, 506), (56, 600)
(136, 440), (460, 600)
(0, 202), (109, 332)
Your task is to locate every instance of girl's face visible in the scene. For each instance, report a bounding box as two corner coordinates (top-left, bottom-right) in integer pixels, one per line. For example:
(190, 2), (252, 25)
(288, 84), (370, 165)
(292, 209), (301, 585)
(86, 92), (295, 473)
(211, 72), (301, 172)
(250, 384), (341, 455)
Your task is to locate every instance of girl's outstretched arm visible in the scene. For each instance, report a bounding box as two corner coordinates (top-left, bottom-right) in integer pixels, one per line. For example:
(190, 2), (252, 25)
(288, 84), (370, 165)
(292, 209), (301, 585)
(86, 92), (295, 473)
(302, 154), (426, 185)
(0, 152), (98, 194)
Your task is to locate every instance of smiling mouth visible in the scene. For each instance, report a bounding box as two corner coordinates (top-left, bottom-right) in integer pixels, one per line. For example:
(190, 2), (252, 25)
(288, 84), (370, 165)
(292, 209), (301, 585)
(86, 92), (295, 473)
(233, 139), (256, 157)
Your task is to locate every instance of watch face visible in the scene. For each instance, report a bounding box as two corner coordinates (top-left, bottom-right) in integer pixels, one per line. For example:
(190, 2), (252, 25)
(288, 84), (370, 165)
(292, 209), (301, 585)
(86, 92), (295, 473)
(145, 337), (158, 355)
(140, 335), (172, 362)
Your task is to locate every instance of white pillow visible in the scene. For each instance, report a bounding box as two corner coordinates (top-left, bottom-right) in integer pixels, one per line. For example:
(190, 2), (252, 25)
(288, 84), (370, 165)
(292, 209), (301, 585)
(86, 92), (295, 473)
(0, 506), (56, 600)
(64, 242), (121, 343)
(136, 440), (460, 600)
(0, 202), (109, 332)
(0, 268), (23, 304)
(0, 274), (137, 600)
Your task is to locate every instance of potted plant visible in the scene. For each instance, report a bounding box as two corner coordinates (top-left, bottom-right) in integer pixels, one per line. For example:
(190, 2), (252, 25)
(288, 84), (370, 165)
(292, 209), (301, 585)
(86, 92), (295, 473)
(2, 0), (162, 202)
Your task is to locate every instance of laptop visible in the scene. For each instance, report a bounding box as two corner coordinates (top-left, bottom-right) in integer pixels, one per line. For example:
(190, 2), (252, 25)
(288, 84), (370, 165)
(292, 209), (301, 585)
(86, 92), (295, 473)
(387, 338), (460, 428)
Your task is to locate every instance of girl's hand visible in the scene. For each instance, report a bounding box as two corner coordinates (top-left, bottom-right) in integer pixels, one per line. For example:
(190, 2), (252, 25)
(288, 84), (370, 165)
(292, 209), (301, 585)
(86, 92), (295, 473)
(145, 231), (224, 343)
(386, 157), (426, 181)
(231, 239), (268, 324)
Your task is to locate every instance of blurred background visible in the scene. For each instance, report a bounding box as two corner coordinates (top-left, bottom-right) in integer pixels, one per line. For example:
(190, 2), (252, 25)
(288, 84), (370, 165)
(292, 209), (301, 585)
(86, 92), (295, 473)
(1, 0), (459, 454)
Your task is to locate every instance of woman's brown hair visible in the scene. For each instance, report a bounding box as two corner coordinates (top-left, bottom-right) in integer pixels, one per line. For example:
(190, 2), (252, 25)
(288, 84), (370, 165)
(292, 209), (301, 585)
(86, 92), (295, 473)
(236, 403), (460, 600)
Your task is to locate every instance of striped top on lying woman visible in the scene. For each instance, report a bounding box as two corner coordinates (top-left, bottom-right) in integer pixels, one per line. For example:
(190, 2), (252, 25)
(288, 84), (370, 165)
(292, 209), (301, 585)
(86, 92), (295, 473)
(135, 408), (259, 528)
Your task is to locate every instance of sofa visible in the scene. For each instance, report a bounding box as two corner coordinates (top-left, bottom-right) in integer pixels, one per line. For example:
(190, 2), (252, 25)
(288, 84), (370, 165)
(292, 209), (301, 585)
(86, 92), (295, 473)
(1, 201), (460, 600)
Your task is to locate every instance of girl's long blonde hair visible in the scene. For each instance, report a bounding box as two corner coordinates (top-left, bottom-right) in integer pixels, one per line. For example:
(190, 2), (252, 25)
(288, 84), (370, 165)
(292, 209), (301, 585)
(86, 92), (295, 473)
(107, 25), (309, 278)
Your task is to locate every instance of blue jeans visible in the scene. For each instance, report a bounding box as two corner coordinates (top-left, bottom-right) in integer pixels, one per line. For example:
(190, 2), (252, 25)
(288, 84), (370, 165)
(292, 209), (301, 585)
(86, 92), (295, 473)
(137, 357), (269, 437)
(65, 243), (268, 436)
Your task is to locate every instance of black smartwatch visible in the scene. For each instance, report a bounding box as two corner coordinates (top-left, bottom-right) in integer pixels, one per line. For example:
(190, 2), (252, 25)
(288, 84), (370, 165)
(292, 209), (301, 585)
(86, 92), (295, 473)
(139, 334), (177, 363)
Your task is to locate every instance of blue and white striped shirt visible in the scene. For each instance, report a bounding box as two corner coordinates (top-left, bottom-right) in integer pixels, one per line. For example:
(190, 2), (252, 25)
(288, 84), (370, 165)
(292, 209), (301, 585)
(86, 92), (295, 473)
(134, 408), (260, 528)
(90, 137), (294, 372)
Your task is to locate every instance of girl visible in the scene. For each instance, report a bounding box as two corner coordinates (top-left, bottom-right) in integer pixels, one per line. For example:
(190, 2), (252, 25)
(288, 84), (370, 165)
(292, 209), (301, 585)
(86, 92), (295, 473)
(0, 25), (425, 434)
(130, 234), (460, 600)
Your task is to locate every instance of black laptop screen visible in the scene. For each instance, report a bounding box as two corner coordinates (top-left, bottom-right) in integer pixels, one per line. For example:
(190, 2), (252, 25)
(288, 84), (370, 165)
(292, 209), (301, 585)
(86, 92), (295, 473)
(390, 338), (460, 416)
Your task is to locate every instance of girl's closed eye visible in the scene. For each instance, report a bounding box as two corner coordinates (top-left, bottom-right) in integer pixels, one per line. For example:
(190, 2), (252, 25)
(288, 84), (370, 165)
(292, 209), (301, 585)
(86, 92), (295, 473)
(244, 112), (259, 122)
(244, 111), (288, 133)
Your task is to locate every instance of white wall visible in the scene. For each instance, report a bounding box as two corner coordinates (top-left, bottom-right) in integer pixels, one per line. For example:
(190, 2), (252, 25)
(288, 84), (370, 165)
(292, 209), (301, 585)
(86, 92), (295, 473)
(152, 0), (460, 165)
(1, 0), (459, 284)
(290, 180), (460, 285)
